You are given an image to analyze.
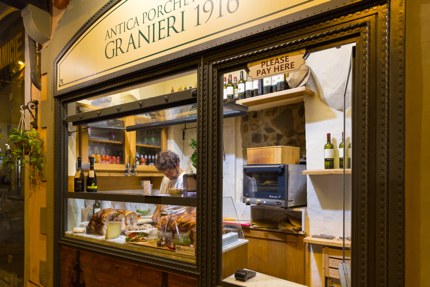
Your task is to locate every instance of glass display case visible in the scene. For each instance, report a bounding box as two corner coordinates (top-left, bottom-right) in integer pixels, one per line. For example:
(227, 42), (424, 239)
(222, 196), (246, 247)
(65, 196), (197, 263)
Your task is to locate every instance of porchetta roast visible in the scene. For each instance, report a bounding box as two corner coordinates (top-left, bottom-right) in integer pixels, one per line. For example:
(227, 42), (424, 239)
(86, 208), (139, 235)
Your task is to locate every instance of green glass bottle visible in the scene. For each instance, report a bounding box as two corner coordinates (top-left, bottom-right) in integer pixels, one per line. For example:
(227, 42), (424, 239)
(339, 132), (344, 168)
(226, 74), (234, 100)
(233, 76), (239, 99)
(74, 156), (84, 192)
(237, 71), (246, 99)
(245, 75), (253, 98)
(223, 76), (227, 102)
(347, 141), (352, 168)
(86, 156), (98, 192)
(324, 133), (334, 169)
(93, 200), (101, 215)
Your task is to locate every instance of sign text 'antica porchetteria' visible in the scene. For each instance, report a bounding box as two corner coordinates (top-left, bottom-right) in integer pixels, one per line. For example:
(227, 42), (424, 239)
(104, 0), (240, 59)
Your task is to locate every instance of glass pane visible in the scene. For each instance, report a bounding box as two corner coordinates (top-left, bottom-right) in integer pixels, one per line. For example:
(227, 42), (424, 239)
(65, 71), (198, 266)
(221, 44), (353, 285)
(67, 70), (197, 116)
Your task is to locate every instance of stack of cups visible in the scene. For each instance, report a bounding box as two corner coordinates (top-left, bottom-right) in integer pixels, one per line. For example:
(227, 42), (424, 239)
(141, 180), (152, 195)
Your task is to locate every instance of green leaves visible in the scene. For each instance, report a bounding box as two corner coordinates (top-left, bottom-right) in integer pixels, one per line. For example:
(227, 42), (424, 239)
(2, 128), (44, 183)
(189, 138), (197, 168)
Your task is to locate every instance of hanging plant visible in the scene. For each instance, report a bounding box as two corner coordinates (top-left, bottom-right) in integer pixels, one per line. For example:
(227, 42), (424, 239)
(189, 138), (197, 169)
(1, 128), (44, 183)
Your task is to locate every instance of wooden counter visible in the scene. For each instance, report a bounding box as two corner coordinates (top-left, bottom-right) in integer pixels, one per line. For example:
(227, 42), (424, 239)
(223, 271), (307, 287)
(303, 236), (351, 248)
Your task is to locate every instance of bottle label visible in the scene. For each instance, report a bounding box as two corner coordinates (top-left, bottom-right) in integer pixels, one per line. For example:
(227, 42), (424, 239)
(223, 88), (227, 100)
(263, 77), (272, 87)
(245, 81), (253, 90)
(88, 170), (95, 177)
(252, 79), (259, 89)
(74, 179), (83, 192)
(226, 86), (234, 95)
(87, 183), (97, 191)
(324, 149), (334, 158)
(238, 83), (245, 93)
(339, 149), (344, 158)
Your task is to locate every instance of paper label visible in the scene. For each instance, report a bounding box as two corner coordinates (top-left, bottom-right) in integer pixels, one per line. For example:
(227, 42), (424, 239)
(238, 83), (245, 93)
(324, 149), (334, 158)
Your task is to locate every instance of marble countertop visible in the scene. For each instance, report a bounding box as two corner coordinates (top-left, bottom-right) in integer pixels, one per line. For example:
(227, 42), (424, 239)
(223, 271), (307, 287)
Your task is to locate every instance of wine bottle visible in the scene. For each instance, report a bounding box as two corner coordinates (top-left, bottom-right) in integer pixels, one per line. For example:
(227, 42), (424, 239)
(245, 75), (253, 98)
(252, 78), (259, 97)
(348, 142), (352, 168)
(284, 73), (290, 90)
(93, 200), (101, 215)
(324, 133), (334, 169)
(277, 73), (286, 91)
(233, 76), (239, 99)
(339, 132), (345, 168)
(263, 76), (272, 94)
(74, 156), (84, 192)
(271, 74), (279, 93)
(226, 74), (234, 101)
(86, 156), (98, 192)
(237, 71), (246, 99)
(223, 76), (227, 102)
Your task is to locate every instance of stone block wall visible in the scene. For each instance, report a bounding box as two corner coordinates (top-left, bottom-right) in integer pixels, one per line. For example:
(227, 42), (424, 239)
(240, 102), (306, 159)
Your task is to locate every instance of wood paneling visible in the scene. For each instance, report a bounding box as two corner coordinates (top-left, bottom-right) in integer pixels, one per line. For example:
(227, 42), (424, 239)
(61, 245), (198, 287)
(243, 229), (305, 284)
(168, 273), (197, 287)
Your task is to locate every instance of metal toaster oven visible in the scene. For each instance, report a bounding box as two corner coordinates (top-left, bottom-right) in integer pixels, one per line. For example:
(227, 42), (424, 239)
(243, 164), (306, 208)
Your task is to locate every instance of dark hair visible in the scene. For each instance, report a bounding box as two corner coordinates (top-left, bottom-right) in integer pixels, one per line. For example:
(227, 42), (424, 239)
(155, 151), (180, 171)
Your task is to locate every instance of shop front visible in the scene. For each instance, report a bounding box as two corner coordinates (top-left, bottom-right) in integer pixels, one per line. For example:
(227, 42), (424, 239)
(50, 1), (405, 286)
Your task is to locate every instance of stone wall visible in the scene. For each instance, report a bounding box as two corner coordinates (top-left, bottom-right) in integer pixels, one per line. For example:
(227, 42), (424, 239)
(240, 102), (306, 159)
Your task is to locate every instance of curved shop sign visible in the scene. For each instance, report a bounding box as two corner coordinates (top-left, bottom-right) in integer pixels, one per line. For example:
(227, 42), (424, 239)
(55, 0), (358, 93)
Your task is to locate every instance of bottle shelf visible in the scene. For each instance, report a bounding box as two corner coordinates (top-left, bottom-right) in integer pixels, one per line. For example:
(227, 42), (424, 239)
(136, 143), (161, 149)
(91, 163), (163, 177)
(236, 86), (314, 111)
(302, 169), (351, 175)
(89, 138), (123, 145)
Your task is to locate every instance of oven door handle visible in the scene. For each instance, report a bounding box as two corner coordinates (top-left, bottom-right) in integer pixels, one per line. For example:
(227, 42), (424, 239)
(243, 165), (285, 173)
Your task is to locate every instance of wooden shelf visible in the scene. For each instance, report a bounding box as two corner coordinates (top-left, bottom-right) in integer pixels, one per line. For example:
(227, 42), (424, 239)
(302, 169), (351, 175)
(92, 163), (162, 177)
(136, 143), (161, 149)
(89, 138), (123, 145)
(236, 86), (314, 111)
(65, 191), (197, 206)
(304, 236), (351, 248)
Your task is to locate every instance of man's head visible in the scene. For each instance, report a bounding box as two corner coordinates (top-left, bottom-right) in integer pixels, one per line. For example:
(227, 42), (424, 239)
(155, 150), (181, 180)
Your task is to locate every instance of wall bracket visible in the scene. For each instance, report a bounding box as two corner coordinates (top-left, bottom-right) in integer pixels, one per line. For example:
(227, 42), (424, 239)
(21, 100), (39, 129)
